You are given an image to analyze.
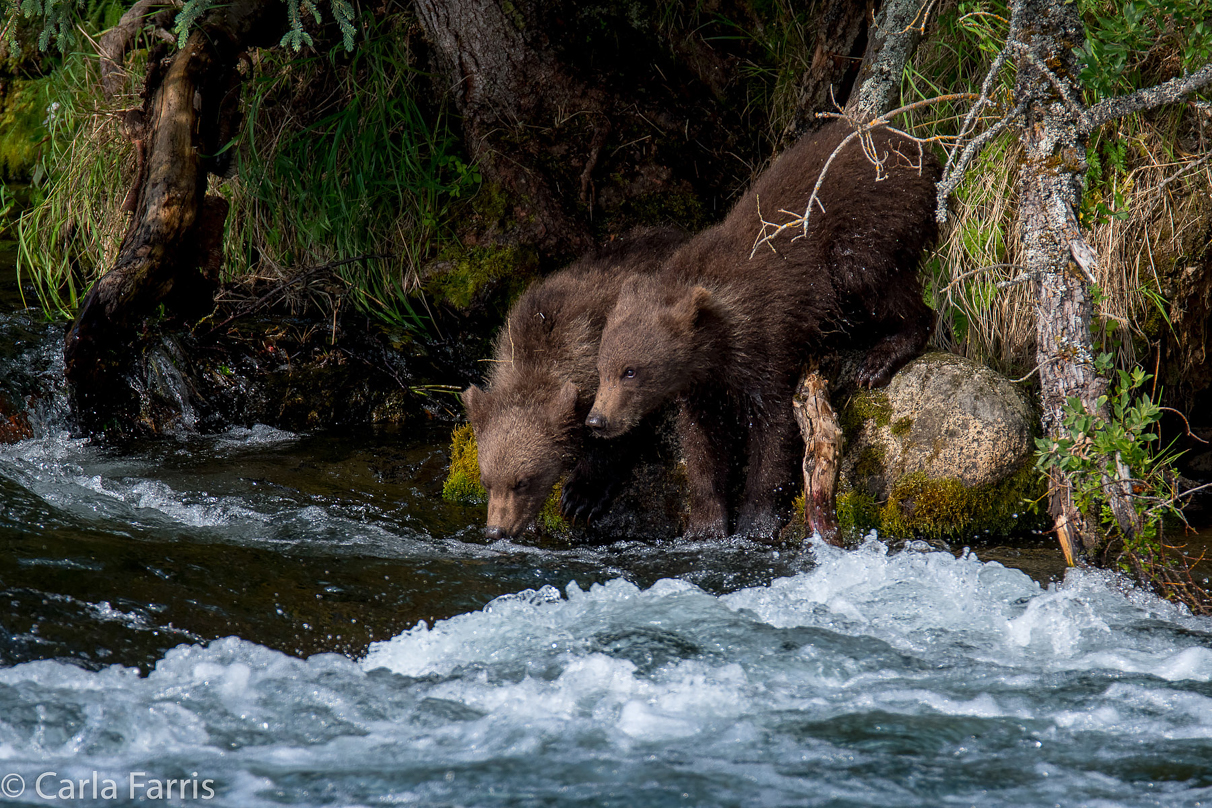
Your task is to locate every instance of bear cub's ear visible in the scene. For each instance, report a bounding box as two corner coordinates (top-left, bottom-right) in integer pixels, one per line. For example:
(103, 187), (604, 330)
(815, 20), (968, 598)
(670, 285), (713, 331)
(463, 384), (488, 427)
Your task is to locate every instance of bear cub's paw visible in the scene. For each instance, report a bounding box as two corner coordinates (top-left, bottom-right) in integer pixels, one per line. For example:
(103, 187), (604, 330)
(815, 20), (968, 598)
(559, 468), (619, 524)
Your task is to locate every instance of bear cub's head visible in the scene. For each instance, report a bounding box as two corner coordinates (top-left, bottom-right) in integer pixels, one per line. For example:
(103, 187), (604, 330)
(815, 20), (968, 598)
(462, 380), (579, 539)
(588, 279), (716, 439)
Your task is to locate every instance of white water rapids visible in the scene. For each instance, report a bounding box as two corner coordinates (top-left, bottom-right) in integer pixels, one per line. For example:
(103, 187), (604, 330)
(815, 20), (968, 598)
(1, 528), (1210, 807)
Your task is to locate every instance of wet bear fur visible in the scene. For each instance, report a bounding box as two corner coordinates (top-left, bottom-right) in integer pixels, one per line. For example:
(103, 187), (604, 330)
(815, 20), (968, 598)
(589, 121), (941, 540)
(462, 226), (687, 539)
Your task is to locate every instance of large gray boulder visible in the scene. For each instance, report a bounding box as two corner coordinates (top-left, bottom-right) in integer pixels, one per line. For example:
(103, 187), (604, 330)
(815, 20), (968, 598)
(837, 352), (1044, 539)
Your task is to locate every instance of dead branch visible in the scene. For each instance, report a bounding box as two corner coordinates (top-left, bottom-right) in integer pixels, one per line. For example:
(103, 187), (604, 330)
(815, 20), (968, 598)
(751, 93), (979, 256)
(956, 47), (1011, 143)
(1082, 63), (1212, 134)
(941, 263), (1025, 293)
(937, 100), (1027, 222)
(1155, 150), (1212, 193)
(97, 0), (178, 98)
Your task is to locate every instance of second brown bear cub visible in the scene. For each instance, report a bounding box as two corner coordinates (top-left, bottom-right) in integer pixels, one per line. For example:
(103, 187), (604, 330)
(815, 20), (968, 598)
(588, 122), (942, 540)
(463, 227), (686, 539)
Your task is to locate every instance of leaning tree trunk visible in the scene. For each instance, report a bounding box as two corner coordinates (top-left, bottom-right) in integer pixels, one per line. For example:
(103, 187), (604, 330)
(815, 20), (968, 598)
(64, 0), (285, 438)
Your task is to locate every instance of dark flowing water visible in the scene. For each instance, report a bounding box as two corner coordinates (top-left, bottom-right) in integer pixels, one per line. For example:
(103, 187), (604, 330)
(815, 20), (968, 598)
(3, 249), (1212, 807)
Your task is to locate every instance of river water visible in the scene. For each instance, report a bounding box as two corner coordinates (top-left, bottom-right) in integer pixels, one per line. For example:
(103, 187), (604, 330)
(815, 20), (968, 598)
(2, 252), (1212, 807)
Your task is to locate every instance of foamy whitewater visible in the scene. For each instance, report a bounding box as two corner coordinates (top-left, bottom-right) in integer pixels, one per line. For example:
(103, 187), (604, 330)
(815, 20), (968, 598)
(0, 537), (1210, 807)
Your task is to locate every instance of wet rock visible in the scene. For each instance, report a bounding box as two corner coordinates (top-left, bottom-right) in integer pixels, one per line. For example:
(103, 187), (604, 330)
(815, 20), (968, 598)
(0, 392), (32, 443)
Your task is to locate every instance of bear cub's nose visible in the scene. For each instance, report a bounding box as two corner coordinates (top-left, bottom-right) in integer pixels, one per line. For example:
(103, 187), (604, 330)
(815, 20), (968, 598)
(585, 413), (607, 432)
(484, 525), (505, 541)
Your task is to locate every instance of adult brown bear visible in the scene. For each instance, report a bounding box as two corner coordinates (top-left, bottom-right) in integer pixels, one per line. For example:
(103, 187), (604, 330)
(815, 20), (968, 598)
(462, 227), (686, 539)
(587, 122), (941, 540)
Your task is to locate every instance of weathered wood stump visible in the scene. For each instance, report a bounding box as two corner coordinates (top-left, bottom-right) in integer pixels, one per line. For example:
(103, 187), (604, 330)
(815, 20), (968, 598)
(792, 366), (843, 545)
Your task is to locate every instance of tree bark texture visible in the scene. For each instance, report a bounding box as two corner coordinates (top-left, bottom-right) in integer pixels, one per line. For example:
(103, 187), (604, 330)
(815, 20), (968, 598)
(412, 0), (595, 256)
(793, 369), (843, 545)
(63, 0), (285, 437)
(1010, 0), (1139, 563)
(845, 0), (924, 122)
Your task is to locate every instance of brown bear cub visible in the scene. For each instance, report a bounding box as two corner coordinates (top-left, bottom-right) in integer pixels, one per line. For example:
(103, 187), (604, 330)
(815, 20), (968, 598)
(462, 227), (687, 540)
(588, 121), (941, 540)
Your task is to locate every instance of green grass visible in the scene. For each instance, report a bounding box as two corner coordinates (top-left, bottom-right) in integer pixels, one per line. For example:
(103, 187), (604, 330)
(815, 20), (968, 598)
(14, 51), (134, 318)
(222, 13), (478, 330)
(15, 10), (476, 329)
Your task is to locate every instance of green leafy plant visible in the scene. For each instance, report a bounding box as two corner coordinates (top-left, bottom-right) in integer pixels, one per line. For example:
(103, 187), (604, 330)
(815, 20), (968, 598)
(1035, 353), (1180, 542)
(1076, 0), (1212, 97)
(1033, 353), (1208, 609)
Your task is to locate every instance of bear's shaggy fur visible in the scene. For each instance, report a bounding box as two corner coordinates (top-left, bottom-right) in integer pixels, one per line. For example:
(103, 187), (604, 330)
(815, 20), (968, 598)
(462, 227), (687, 539)
(589, 121), (941, 539)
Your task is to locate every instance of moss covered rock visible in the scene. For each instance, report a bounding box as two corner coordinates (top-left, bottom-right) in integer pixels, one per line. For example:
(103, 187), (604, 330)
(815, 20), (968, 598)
(442, 423), (486, 505)
(837, 352), (1046, 540)
(423, 244), (539, 312)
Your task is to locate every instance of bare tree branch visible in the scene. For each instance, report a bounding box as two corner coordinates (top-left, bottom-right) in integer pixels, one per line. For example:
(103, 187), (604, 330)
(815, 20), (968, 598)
(97, 0), (178, 98)
(936, 100), (1027, 222)
(1155, 150), (1212, 193)
(941, 263), (1026, 293)
(956, 47), (1011, 143)
(1081, 62), (1212, 133)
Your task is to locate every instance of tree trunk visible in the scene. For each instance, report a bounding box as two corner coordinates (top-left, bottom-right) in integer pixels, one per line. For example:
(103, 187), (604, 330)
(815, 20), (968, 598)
(845, 0), (924, 122)
(63, 0), (284, 438)
(412, 0), (770, 264)
(1010, 0), (1140, 563)
(412, 0), (597, 257)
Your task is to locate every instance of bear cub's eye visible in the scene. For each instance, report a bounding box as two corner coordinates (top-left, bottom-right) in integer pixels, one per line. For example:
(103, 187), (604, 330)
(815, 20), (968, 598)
(622, 367), (636, 379)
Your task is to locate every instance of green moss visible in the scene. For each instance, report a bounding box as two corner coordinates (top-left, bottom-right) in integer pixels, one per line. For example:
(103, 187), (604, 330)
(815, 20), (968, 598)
(839, 389), (893, 438)
(537, 479), (570, 536)
(836, 489), (880, 534)
(851, 443), (886, 480)
(877, 463), (1047, 540)
(425, 244), (538, 310)
(0, 77), (51, 181)
(470, 181), (512, 226)
(891, 416), (913, 437)
(880, 473), (971, 539)
(442, 423), (486, 504)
